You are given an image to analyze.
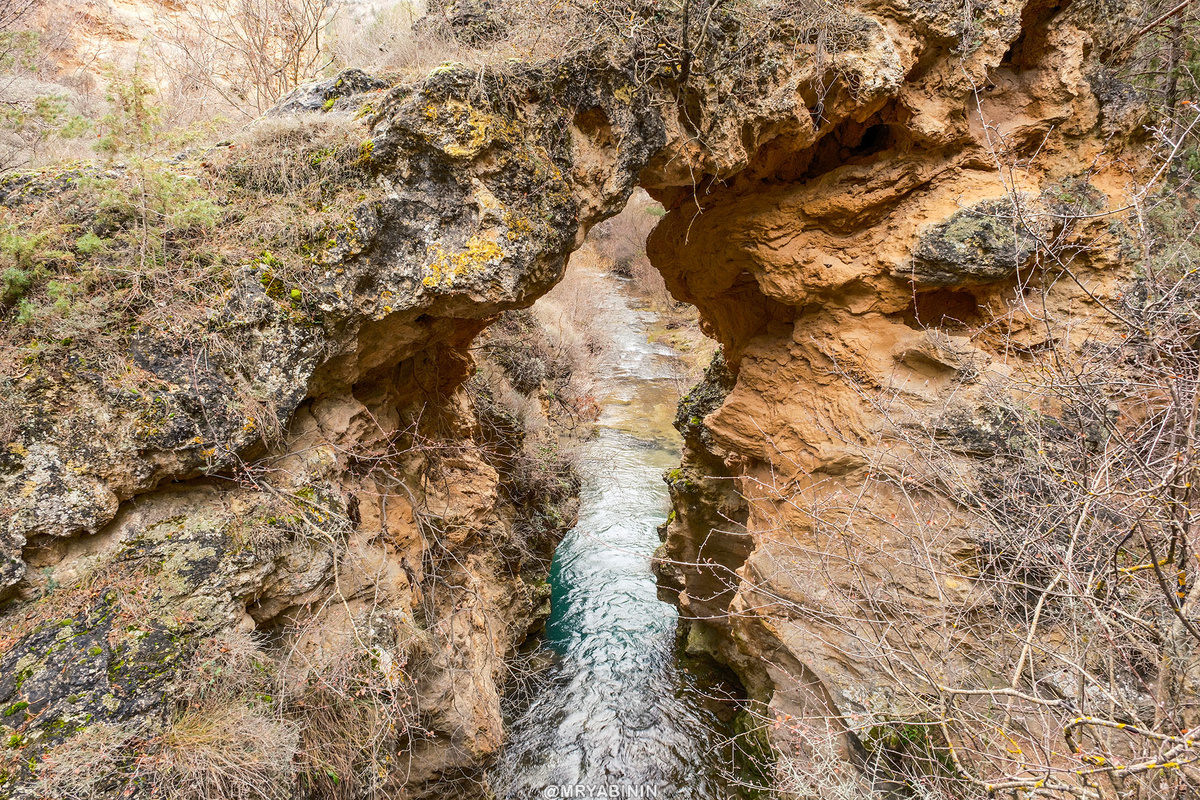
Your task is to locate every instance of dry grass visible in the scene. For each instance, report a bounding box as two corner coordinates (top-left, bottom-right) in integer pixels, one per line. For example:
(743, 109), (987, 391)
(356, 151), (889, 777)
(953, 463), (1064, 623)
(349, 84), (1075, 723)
(31, 722), (143, 800)
(36, 632), (299, 800)
(154, 704), (299, 800)
(148, 633), (298, 800)
(329, 1), (473, 80)
(279, 633), (418, 799)
(32, 628), (423, 800)
(217, 114), (366, 196)
(0, 113), (367, 391)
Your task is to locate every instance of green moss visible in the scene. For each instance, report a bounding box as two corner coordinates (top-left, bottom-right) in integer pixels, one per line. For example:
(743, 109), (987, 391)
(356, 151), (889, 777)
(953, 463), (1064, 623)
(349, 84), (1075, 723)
(429, 61), (465, 77)
(731, 704), (774, 797)
(664, 468), (698, 493)
(259, 267), (287, 300)
(358, 138), (374, 165)
(3, 702), (29, 718)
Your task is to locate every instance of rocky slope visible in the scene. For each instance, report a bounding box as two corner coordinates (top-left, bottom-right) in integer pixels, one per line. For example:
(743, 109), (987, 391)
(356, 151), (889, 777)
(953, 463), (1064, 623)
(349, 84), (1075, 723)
(0, 0), (1154, 795)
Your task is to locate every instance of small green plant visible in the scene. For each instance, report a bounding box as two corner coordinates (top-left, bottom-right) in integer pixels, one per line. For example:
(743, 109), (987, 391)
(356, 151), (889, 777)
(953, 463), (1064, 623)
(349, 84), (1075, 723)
(95, 64), (161, 156)
(1, 266), (33, 305)
(0, 228), (69, 305)
(0, 94), (90, 166)
(91, 165), (221, 253)
(0, 29), (40, 72)
(74, 232), (107, 255)
(3, 702), (29, 718)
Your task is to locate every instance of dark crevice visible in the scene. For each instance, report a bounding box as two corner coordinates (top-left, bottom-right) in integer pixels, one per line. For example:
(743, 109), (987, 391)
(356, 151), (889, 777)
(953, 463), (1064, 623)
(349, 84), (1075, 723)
(1000, 0), (1073, 68)
(901, 288), (984, 331)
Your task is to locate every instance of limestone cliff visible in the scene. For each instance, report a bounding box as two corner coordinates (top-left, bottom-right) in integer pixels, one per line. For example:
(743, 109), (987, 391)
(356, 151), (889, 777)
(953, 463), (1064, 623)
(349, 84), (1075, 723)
(0, 0), (1154, 795)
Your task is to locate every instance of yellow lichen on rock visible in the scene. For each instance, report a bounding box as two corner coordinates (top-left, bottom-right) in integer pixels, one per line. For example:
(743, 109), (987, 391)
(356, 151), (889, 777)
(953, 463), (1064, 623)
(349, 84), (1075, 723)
(422, 235), (505, 289)
(419, 99), (521, 160)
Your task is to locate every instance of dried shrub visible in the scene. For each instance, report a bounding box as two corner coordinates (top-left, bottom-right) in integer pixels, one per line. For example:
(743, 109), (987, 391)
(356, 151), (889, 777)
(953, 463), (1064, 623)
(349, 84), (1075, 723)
(36, 632), (299, 800)
(282, 634), (418, 799)
(32, 627), (422, 800)
(467, 266), (612, 568)
(215, 115), (368, 197)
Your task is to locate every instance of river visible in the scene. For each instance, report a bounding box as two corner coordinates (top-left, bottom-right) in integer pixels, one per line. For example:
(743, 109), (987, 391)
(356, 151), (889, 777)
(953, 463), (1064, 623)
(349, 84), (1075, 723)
(489, 267), (729, 799)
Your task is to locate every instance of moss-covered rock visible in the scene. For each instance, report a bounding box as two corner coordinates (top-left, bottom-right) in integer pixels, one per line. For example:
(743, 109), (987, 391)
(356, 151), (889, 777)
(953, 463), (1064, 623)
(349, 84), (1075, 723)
(673, 348), (736, 452)
(905, 196), (1045, 286)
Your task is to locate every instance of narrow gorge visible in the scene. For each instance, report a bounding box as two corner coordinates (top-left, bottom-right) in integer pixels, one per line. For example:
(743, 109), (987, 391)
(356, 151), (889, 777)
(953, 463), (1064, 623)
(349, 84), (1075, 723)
(0, 0), (1187, 797)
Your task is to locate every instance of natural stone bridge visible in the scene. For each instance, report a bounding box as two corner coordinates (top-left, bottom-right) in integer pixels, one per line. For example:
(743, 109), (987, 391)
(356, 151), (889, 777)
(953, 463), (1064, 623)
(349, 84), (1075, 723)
(0, 0), (1149, 793)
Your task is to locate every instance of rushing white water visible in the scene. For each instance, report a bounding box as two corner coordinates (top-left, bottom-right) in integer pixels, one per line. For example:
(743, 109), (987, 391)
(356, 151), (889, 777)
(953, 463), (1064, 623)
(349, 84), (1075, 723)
(490, 270), (728, 799)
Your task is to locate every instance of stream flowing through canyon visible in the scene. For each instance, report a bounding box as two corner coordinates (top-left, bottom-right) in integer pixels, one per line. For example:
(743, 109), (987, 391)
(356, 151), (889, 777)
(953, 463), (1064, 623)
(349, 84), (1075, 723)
(490, 267), (729, 799)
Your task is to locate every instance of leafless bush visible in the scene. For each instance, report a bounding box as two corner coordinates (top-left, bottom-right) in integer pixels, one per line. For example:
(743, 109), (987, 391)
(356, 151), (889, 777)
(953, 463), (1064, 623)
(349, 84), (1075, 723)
(167, 0), (341, 118)
(326, 1), (474, 79)
(279, 630), (418, 799)
(1122, 0), (1200, 151)
(775, 721), (874, 800)
(0, 0), (36, 32)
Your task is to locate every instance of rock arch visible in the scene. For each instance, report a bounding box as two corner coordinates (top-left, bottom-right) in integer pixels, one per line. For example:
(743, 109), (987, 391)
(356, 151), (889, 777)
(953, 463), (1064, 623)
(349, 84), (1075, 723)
(0, 0), (1148, 792)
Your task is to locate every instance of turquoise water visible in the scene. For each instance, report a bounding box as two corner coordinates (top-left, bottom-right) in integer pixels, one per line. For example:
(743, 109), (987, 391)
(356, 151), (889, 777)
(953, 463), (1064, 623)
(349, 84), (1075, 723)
(490, 271), (727, 799)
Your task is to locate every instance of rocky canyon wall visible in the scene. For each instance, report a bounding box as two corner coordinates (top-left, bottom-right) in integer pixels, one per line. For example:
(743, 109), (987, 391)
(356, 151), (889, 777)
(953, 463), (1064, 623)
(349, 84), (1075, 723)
(0, 0), (1154, 795)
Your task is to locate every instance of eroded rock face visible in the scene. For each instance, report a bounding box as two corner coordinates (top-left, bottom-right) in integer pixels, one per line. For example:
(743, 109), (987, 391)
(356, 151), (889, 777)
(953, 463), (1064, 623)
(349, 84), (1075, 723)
(0, 60), (667, 794)
(0, 0), (1151, 795)
(645, 0), (1151, 784)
